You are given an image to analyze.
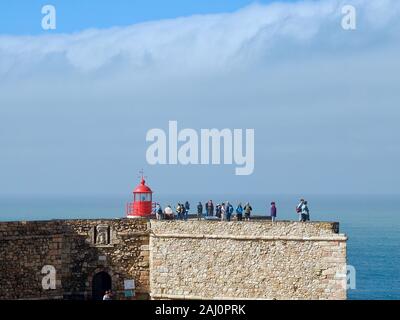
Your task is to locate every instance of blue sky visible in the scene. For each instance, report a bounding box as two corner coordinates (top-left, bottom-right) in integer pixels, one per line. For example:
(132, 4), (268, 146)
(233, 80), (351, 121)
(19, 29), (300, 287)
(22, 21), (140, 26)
(0, 0), (288, 35)
(0, 0), (400, 196)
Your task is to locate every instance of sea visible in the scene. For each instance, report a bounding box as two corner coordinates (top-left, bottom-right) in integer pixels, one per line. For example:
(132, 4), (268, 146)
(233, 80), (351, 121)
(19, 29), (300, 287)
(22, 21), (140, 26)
(0, 194), (399, 300)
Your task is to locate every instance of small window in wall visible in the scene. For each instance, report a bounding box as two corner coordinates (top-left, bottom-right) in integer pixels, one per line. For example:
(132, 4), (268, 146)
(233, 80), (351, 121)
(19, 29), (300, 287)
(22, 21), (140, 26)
(135, 193), (151, 201)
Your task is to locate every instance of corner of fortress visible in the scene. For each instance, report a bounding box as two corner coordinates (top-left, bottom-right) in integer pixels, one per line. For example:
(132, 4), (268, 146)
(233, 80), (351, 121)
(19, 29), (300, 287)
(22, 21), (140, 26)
(0, 219), (347, 300)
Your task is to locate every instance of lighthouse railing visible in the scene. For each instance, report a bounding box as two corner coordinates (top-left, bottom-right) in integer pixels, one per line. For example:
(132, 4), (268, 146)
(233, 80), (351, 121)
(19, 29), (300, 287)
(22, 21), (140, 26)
(126, 202), (136, 216)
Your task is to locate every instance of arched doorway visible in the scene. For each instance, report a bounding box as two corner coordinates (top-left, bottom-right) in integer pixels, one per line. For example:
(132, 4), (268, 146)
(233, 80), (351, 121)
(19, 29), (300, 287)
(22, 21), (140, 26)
(92, 271), (112, 300)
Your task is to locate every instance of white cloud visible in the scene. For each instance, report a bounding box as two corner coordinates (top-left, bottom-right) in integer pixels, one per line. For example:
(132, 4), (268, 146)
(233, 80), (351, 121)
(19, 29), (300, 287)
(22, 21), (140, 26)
(1, 0), (400, 195)
(0, 0), (399, 76)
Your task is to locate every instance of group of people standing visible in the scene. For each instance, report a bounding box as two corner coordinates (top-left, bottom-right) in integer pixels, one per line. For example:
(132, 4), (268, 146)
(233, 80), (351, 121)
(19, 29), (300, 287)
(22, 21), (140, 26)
(154, 198), (310, 222)
(199, 200), (253, 221)
(154, 200), (253, 221)
(175, 201), (191, 220)
(268, 199), (310, 222)
(154, 202), (190, 220)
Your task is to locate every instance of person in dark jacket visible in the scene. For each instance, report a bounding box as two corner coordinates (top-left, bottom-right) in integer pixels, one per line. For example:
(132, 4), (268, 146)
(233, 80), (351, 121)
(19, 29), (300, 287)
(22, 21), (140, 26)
(301, 201), (310, 222)
(197, 202), (203, 220)
(156, 203), (163, 220)
(244, 202), (252, 221)
(270, 202), (277, 222)
(215, 204), (221, 218)
(205, 200), (214, 217)
(236, 203), (243, 221)
(225, 202), (233, 221)
(183, 201), (190, 220)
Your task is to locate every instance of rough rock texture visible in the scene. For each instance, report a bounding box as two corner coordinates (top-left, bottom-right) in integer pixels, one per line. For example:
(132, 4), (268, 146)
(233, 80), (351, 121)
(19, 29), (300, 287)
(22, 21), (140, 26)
(150, 220), (347, 300)
(0, 219), (347, 300)
(0, 219), (150, 300)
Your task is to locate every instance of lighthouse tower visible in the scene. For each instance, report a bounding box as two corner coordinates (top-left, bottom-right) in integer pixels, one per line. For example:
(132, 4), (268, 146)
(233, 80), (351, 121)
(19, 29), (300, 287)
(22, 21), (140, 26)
(126, 173), (154, 218)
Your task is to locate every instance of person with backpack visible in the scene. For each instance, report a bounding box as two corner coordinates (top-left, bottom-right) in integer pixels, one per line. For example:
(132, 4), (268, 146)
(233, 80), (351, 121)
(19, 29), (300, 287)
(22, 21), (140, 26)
(225, 202), (234, 221)
(184, 201), (190, 220)
(205, 200), (214, 217)
(236, 203), (243, 221)
(244, 202), (252, 221)
(301, 201), (310, 222)
(270, 202), (277, 222)
(197, 202), (203, 220)
(296, 199), (305, 221)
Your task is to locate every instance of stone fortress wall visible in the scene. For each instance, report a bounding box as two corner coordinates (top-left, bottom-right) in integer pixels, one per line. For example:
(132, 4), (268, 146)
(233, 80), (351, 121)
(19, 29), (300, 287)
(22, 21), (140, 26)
(150, 220), (347, 300)
(0, 219), (150, 300)
(0, 218), (347, 300)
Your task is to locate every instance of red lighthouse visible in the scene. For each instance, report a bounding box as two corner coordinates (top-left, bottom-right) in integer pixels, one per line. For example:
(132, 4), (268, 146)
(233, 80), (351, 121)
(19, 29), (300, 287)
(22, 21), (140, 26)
(126, 173), (154, 218)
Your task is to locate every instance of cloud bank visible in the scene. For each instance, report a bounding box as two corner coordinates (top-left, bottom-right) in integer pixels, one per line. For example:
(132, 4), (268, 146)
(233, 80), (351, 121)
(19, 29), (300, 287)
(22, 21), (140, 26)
(0, 0), (399, 76)
(0, 0), (400, 196)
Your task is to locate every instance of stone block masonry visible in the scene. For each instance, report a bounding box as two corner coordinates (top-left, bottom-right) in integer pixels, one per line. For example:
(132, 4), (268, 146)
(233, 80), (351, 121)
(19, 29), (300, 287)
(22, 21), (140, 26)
(0, 218), (347, 300)
(0, 219), (150, 300)
(150, 220), (347, 300)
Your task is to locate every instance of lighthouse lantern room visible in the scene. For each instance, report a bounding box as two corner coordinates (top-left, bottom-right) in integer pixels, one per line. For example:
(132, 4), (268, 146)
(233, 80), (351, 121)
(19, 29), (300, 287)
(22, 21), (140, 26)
(126, 172), (154, 218)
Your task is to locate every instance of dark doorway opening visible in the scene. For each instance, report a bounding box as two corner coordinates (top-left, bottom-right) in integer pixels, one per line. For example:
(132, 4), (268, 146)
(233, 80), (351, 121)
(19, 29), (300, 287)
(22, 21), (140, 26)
(92, 271), (112, 300)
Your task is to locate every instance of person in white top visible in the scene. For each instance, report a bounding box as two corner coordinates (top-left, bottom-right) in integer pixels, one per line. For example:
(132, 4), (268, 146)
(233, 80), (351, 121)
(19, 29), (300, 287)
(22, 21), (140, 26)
(103, 290), (111, 300)
(301, 201), (310, 222)
(164, 205), (174, 220)
(296, 199), (305, 221)
(220, 203), (226, 221)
